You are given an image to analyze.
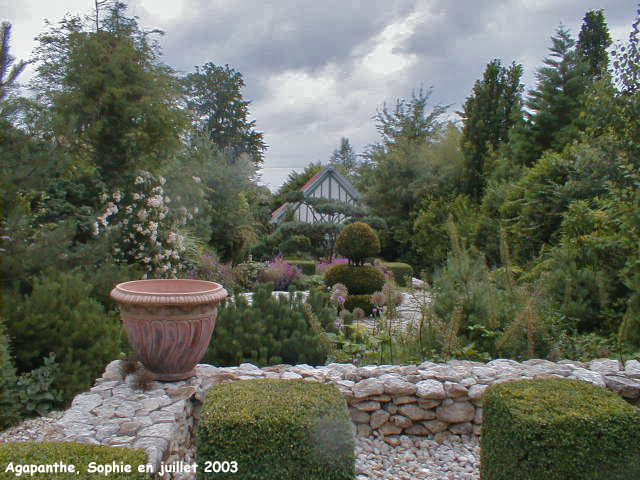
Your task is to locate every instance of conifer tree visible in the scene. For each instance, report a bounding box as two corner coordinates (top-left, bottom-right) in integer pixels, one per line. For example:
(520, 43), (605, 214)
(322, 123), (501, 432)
(329, 137), (358, 177)
(183, 62), (266, 165)
(577, 9), (612, 78)
(32, 2), (186, 189)
(512, 27), (588, 166)
(0, 22), (27, 107)
(459, 59), (523, 199)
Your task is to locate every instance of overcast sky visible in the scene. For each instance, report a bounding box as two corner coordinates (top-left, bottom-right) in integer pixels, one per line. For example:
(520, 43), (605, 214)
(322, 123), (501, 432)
(2, 0), (636, 190)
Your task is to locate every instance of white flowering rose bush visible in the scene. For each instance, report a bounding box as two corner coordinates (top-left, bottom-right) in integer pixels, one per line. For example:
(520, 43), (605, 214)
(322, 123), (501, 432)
(93, 170), (196, 278)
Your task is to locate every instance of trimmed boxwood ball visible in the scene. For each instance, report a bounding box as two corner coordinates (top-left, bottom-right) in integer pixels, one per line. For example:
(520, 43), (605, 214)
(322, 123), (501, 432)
(0, 442), (148, 479)
(336, 222), (380, 265)
(325, 264), (385, 295)
(197, 378), (355, 480)
(344, 294), (374, 315)
(481, 378), (640, 480)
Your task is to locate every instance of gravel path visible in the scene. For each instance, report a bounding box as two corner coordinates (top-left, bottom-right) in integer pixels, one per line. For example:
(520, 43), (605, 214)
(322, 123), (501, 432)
(2, 415), (480, 479)
(0, 411), (64, 443)
(356, 434), (479, 480)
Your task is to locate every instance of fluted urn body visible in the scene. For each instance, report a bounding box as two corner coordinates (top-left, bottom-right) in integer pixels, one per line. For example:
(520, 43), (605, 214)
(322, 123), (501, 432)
(110, 279), (228, 381)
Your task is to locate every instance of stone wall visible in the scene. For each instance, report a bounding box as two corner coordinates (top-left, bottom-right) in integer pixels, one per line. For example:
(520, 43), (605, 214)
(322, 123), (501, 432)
(49, 358), (640, 478)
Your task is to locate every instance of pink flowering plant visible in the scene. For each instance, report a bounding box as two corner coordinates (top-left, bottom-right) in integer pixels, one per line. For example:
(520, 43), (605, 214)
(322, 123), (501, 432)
(316, 257), (349, 274)
(93, 170), (202, 278)
(257, 255), (302, 290)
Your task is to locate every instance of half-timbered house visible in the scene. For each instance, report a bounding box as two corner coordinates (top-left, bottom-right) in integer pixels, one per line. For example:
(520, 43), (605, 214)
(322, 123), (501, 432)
(270, 166), (361, 224)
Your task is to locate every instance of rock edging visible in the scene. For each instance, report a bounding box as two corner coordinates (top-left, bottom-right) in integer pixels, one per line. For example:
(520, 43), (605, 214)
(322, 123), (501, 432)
(46, 358), (640, 479)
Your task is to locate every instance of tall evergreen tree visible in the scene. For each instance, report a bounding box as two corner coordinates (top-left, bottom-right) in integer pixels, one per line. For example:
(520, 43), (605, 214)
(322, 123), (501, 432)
(459, 59), (523, 199)
(329, 137), (358, 176)
(32, 2), (186, 189)
(513, 27), (588, 166)
(0, 22), (27, 106)
(183, 62), (266, 165)
(576, 9), (612, 78)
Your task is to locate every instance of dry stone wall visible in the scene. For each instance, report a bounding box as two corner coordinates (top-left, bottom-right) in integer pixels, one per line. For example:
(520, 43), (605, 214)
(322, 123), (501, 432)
(47, 358), (640, 479)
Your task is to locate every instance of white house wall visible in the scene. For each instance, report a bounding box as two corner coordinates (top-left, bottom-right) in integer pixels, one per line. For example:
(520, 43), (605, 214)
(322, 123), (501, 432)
(275, 170), (359, 224)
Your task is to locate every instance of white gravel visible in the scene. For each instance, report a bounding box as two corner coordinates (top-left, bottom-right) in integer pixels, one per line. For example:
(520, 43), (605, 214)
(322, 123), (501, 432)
(2, 415), (480, 479)
(0, 411), (64, 443)
(356, 434), (480, 480)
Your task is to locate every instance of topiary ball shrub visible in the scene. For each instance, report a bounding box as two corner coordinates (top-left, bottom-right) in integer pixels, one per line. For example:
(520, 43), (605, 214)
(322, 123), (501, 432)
(198, 378), (355, 480)
(336, 222), (380, 265)
(343, 294), (374, 316)
(0, 442), (148, 479)
(481, 378), (640, 480)
(325, 264), (385, 295)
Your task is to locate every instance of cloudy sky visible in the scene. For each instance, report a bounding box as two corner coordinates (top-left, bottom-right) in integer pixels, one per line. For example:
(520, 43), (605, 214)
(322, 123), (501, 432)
(3, 0), (636, 190)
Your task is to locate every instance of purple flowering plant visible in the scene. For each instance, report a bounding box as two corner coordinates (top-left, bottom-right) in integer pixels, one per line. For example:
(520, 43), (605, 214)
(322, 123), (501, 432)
(257, 255), (302, 291)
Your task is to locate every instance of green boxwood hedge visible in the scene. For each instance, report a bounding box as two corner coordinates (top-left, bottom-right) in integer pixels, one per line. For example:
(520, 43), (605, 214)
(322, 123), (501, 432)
(286, 259), (316, 275)
(0, 442), (148, 479)
(197, 378), (355, 480)
(380, 262), (413, 287)
(481, 378), (640, 480)
(325, 264), (385, 295)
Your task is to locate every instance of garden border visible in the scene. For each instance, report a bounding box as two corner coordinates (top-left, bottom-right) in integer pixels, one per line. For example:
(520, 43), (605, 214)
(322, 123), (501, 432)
(46, 358), (640, 479)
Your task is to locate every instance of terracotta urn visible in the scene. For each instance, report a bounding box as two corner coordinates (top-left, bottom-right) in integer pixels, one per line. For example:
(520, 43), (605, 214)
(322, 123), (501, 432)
(110, 279), (228, 381)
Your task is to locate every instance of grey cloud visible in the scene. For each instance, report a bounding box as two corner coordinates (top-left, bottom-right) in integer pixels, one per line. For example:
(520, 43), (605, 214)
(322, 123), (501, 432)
(139, 1), (637, 176)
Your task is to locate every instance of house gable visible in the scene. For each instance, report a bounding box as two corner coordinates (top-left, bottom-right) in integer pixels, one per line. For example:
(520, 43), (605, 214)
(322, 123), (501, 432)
(270, 166), (361, 224)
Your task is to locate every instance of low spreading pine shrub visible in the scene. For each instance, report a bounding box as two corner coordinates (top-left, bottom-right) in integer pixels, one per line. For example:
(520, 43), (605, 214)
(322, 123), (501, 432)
(2, 270), (121, 405)
(203, 284), (335, 367)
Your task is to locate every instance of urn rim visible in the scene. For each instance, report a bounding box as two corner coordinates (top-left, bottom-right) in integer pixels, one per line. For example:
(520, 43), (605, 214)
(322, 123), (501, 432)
(110, 278), (228, 306)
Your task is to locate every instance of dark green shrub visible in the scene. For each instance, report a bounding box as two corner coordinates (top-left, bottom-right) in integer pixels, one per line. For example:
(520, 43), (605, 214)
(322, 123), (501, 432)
(0, 442), (148, 479)
(344, 294), (374, 315)
(2, 270), (121, 405)
(197, 379), (355, 480)
(380, 262), (413, 287)
(336, 222), (380, 265)
(280, 235), (312, 257)
(325, 264), (385, 295)
(83, 260), (142, 312)
(14, 353), (63, 418)
(286, 259), (316, 275)
(203, 284), (335, 367)
(481, 378), (640, 480)
(294, 274), (325, 291)
(0, 319), (19, 429)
